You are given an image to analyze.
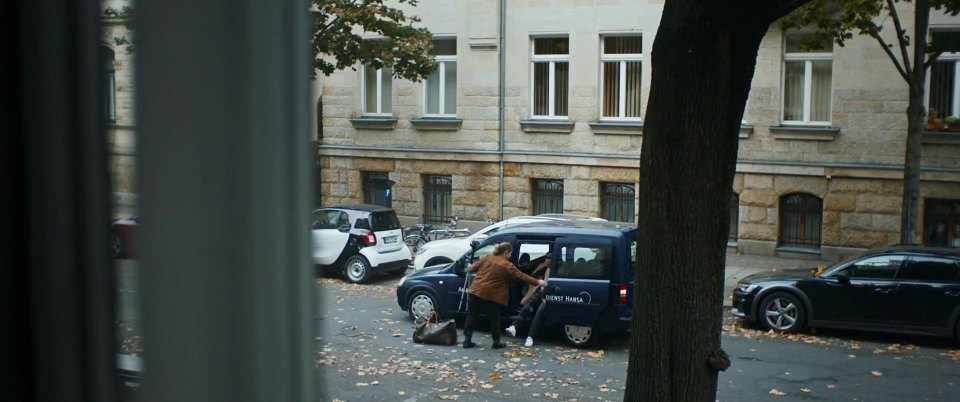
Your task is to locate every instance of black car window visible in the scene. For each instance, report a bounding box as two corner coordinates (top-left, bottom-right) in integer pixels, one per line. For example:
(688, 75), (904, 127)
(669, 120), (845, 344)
(555, 245), (612, 280)
(337, 212), (350, 228)
(312, 210), (342, 230)
(900, 257), (960, 282)
(469, 244), (497, 265)
(370, 211), (401, 231)
(841, 256), (905, 280)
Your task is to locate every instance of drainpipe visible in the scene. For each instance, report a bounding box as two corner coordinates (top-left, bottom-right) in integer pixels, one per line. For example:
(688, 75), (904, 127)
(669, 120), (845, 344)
(497, 0), (506, 221)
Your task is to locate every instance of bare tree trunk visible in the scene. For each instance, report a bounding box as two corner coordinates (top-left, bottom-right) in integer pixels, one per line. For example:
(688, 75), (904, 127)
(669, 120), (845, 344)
(902, 0), (931, 245)
(623, 1), (809, 400)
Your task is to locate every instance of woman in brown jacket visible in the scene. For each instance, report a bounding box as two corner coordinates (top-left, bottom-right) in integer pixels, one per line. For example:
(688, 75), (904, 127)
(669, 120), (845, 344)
(463, 242), (546, 349)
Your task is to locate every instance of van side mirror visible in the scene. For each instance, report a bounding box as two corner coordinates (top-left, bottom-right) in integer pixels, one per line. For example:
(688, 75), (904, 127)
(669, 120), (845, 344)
(470, 240), (479, 251)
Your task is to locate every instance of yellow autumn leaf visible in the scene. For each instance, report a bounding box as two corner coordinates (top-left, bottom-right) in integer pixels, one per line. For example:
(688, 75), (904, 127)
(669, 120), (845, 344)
(587, 350), (604, 359)
(871, 371), (883, 377)
(769, 388), (786, 396)
(488, 371), (501, 380)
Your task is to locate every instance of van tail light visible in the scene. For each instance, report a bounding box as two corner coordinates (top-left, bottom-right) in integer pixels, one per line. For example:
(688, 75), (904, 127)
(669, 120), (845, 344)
(362, 232), (377, 246)
(618, 283), (628, 305)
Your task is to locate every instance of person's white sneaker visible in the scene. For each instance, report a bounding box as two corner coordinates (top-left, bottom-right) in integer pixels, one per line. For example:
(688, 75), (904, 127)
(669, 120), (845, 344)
(524, 336), (534, 347)
(505, 325), (516, 337)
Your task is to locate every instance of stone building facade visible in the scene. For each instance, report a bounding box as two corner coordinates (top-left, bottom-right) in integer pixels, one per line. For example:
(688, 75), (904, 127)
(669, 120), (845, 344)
(102, 1), (137, 218)
(329, 1), (957, 260)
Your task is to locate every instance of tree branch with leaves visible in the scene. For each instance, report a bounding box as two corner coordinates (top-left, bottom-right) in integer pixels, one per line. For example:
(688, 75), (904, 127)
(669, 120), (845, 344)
(311, 0), (436, 82)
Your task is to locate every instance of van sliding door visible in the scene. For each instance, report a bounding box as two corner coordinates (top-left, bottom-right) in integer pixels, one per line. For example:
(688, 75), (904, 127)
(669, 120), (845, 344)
(546, 239), (614, 327)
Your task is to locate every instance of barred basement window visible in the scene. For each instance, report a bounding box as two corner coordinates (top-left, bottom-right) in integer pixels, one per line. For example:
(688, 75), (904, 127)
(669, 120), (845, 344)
(532, 179), (563, 215)
(423, 175), (452, 224)
(779, 193), (822, 249)
(363, 172), (394, 208)
(730, 192), (740, 241)
(601, 182), (635, 222)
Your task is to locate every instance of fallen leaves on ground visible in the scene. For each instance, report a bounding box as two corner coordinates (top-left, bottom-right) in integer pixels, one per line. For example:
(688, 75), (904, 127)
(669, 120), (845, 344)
(871, 371), (883, 377)
(769, 388), (786, 396)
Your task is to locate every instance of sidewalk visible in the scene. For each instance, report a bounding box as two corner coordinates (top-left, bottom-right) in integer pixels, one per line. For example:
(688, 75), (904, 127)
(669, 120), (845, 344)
(722, 253), (832, 307)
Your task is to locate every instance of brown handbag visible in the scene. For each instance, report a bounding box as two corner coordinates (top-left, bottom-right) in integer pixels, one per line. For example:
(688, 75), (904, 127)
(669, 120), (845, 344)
(412, 311), (457, 346)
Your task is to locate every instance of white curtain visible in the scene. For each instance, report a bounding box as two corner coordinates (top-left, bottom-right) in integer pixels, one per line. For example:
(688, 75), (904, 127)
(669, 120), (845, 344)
(783, 61), (803, 121)
(810, 60), (832, 122)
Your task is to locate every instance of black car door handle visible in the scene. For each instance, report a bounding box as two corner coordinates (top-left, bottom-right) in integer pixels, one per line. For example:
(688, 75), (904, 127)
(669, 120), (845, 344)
(945, 291), (960, 297)
(874, 288), (893, 294)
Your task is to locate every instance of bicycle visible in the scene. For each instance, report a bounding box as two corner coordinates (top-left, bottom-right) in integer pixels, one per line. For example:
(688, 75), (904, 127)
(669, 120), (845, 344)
(403, 216), (472, 254)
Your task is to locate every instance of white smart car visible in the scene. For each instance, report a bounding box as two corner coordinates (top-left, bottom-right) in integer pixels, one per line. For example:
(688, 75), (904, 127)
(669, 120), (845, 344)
(411, 214), (605, 270)
(312, 204), (411, 283)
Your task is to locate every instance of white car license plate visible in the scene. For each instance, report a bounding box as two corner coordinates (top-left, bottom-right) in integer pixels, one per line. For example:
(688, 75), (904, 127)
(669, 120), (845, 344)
(384, 236), (398, 244)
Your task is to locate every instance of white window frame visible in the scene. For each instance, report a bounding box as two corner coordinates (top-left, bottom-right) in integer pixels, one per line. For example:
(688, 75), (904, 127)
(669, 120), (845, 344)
(926, 29), (960, 118)
(423, 39), (457, 117)
(599, 35), (643, 122)
(530, 36), (569, 120)
(361, 64), (392, 116)
(781, 35), (833, 126)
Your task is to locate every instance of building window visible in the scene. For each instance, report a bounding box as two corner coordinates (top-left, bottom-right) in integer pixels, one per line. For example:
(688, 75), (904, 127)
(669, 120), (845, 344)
(730, 192), (740, 241)
(928, 31), (960, 119)
(531, 37), (569, 118)
(601, 182), (635, 222)
(362, 65), (393, 115)
(779, 193), (822, 249)
(600, 36), (642, 120)
(363, 172), (394, 208)
(924, 199), (960, 248)
(782, 33), (833, 125)
(423, 175), (452, 224)
(425, 38), (457, 116)
(103, 46), (116, 122)
(532, 179), (563, 215)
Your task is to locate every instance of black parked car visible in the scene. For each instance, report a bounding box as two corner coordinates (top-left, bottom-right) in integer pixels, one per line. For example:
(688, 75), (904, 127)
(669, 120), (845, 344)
(732, 246), (960, 340)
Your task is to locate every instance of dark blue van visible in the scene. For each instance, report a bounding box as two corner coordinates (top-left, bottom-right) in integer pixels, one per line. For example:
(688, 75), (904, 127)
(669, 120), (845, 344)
(396, 221), (637, 347)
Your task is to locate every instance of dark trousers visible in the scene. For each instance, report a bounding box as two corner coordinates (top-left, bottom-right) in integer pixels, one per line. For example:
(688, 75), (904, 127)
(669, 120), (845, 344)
(463, 294), (501, 343)
(511, 296), (547, 338)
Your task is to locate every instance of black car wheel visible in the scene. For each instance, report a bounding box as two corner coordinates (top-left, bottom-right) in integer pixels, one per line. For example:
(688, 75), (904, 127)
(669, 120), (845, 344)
(407, 290), (438, 322)
(563, 324), (597, 348)
(343, 255), (371, 284)
(759, 292), (805, 333)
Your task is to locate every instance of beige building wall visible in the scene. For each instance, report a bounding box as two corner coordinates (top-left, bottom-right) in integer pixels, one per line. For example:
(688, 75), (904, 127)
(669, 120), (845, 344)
(315, 1), (960, 259)
(103, 5), (137, 217)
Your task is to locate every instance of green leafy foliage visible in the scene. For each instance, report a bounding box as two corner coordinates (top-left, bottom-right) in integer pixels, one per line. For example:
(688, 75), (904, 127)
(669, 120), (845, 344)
(312, 0), (436, 81)
(781, 0), (960, 53)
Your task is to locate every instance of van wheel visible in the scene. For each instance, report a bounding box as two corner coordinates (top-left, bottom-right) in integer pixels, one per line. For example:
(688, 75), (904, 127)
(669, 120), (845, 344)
(759, 292), (806, 333)
(407, 291), (438, 321)
(563, 324), (597, 348)
(343, 255), (371, 284)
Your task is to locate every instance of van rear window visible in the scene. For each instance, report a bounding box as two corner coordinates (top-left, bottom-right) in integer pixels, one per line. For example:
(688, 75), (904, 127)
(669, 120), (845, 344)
(555, 245), (612, 279)
(370, 211), (402, 231)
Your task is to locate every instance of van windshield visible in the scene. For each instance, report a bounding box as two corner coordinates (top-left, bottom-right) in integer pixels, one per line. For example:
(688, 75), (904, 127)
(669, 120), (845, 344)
(370, 211), (402, 231)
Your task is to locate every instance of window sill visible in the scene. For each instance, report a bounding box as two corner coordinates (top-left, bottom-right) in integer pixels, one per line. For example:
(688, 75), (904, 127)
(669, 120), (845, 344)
(921, 131), (960, 145)
(520, 119), (575, 134)
(410, 117), (463, 131)
(770, 125), (839, 141)
(739, 125), (753, 139)
(588, 121), (643, 135)
(349, 117), (397, 130)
